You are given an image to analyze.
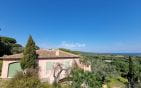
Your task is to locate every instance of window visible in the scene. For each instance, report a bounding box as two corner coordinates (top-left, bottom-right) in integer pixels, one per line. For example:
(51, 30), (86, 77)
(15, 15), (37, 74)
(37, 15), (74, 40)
(8, 62), (22, 77)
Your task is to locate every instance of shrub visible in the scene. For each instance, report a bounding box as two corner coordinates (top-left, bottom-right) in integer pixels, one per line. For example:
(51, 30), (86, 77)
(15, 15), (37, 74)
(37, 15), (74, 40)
(117, 77), (128, 84)
(4, 69), (43, 88)
(0, 61), (2, 76)
(42, 82), (54, 88)
(0, 80), (8, 88)
(2, 69), (56, 88)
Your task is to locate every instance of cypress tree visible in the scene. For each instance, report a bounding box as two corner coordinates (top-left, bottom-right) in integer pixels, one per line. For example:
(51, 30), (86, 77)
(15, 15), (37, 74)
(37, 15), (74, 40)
(20, 35), (38, 70)
(128, 56), (134, 88)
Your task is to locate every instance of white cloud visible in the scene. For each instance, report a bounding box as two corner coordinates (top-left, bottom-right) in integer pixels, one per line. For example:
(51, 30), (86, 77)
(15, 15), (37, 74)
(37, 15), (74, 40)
(37, 41), (141, 53)
(60, 41), (86, 49)
(37, 41), (86, 50)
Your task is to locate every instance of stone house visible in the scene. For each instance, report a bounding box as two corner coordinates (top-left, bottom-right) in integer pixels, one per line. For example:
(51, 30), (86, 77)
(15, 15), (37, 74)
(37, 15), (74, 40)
(0, 49), (91, 83)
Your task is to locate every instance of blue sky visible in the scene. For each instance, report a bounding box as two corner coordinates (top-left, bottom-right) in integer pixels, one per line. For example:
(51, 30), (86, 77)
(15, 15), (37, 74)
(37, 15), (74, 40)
(0, 0), (141, 53)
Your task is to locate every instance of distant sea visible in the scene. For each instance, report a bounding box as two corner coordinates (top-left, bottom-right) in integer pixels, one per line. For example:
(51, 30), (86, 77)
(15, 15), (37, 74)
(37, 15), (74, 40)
(101, 53), (141, 56)
(80, 52), (141, 57)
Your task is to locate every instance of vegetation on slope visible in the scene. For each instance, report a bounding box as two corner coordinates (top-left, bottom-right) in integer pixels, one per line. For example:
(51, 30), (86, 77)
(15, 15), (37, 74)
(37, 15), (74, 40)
(60, 48), (141, 88)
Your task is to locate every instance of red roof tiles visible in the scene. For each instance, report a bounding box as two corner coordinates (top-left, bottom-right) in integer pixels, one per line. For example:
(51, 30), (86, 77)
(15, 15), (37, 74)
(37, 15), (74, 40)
(0, 49), (79, 60)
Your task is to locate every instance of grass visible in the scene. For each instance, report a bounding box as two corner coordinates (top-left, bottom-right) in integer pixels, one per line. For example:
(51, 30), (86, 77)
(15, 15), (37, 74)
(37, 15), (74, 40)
(107, 77), (127, 88)
(0, 79), (8, 88)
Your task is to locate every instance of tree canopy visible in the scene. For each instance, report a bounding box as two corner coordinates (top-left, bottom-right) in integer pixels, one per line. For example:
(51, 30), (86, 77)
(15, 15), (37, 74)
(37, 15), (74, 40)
(0, 36), (23, 57)
(1, 37), (16, 44)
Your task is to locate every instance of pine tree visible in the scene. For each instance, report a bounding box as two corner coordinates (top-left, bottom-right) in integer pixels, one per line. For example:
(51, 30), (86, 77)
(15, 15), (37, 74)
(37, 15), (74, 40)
(20, 35), (38, 70)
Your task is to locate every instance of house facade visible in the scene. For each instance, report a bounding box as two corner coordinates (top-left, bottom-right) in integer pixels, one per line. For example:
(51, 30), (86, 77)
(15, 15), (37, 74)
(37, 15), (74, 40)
(0, 49), (91, 83)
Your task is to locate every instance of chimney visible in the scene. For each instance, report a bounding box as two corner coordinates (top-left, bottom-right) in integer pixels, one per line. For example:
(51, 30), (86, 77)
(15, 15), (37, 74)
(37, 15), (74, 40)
(56, 49), (60, 56)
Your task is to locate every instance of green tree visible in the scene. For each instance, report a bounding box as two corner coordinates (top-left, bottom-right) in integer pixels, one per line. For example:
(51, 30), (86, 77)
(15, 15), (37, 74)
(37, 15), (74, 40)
(127, 56), (134, 88)
(0, 42), (5, 56)
(1, 37), (16, 44)
(0, 36), (23, 56)
(20, 35), (38, 70)
(133, 59), (141, 87)
(112, 59), (129, 77)
(71, 67), (102, 88)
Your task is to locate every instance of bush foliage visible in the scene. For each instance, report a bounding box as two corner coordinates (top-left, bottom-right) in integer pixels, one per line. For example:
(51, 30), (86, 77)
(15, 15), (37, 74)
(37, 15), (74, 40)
(3, 71), (42, 88)
(2, 69), (54, 88)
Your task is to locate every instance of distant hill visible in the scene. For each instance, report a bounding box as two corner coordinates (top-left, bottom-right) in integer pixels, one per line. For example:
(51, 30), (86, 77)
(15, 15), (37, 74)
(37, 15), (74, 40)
(59, 48), (141, 57)
(103, 53), (141, 56)
(81, 52), (141, 57)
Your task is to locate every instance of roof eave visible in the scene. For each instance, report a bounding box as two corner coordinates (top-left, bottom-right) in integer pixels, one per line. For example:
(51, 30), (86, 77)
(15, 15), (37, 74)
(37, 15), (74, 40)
(0, 56), (80, 61)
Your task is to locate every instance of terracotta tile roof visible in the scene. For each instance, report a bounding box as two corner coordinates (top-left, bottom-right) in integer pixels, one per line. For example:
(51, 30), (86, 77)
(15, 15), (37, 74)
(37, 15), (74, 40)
(0, 49), (79, 60)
